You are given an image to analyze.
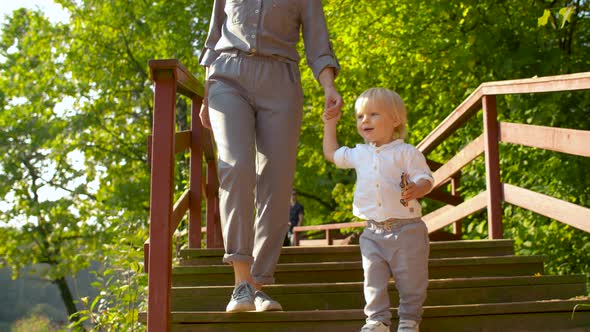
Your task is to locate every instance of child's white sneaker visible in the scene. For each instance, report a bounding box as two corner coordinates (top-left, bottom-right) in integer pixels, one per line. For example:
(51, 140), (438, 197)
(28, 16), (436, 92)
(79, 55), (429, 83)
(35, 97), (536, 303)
(397, 319), (419, 332)
(360, 321), (390, 332)
(225, 282), (255, 312)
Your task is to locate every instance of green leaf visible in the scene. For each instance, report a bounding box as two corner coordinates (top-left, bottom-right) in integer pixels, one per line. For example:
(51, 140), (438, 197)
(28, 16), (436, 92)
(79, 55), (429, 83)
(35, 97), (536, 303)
(538, 9), (551, 27)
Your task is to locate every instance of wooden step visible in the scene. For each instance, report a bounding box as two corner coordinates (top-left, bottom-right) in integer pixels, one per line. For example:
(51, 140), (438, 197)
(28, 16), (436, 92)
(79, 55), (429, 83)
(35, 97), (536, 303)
(139, 298), (590, 332)
(171, 275), (587, 311)
(178, 239), (515, 265)
(172, 255), (544, 286)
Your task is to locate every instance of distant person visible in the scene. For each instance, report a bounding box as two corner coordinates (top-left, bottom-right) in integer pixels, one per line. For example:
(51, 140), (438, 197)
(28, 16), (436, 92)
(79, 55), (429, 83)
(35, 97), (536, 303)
(286, 190), (304, 246)
(322, 88), (433, 332)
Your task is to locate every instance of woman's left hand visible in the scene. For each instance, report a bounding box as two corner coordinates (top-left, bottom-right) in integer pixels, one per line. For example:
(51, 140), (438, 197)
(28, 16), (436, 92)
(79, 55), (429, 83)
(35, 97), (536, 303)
(323, 86), (343, 119)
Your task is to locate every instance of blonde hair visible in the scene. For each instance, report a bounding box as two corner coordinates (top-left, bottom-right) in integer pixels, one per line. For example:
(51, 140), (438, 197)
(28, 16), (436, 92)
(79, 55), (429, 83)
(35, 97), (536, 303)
(354, 87), (407, 140)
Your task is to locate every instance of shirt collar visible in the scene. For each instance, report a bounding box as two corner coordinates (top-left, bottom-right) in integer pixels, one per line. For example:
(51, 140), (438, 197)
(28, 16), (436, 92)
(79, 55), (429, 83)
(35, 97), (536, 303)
(368, 139), (404, 152)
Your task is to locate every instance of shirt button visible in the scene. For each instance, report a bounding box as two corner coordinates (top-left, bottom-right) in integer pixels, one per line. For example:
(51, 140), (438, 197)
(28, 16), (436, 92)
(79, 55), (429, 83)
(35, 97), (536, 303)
(255, 9), (260, 14)
(378, 203), (382, 207)
(251, 48), (257, 53)
(376, 184), (380, 188)
(251, 34), (256, 39)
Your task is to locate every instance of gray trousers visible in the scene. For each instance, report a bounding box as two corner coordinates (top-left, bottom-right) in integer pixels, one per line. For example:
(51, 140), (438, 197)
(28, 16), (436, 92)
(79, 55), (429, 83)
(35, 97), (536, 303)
(360, 218), (429, 325)
(207, 51), (303, 285)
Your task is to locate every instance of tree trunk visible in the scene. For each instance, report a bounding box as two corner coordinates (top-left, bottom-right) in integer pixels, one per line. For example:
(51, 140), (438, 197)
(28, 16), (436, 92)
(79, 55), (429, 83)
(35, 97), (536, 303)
(54, 277), (79, 322)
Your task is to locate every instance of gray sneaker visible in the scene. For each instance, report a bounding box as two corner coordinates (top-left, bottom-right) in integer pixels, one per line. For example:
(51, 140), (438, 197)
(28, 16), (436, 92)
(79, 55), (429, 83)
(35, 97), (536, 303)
(397, 319), (419, 332)
(254, 290), (283, 312)
(225, 282), (255, 312)
(360, 321), (390, 332)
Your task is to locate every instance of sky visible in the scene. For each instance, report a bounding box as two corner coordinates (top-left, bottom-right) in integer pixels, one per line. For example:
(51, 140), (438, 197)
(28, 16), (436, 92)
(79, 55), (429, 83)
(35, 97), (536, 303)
(0, 0), (70, 25)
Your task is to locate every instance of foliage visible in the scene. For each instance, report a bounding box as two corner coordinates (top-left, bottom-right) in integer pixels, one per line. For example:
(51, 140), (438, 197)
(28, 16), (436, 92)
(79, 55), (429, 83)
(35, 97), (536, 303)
(294, 0), (590, 282)
(0, 0), (211, 329)
(0, 0), (589, 329)
(11, 314), (60, 332)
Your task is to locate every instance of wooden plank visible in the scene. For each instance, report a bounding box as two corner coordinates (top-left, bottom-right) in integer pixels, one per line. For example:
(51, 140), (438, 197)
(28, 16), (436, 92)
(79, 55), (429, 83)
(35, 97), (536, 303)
(417, 88), (483, 155)
(426, 158), (443, 171)
(147, 73), (175, 332)
(481, 72), (590, 95)
(432, 135), (484, 188)
(499, 122), (590, 157)
(170, 190), (190, 237)
(202, 129), (216, 162)
(174, 131), (191, 155)
(451, 177), (462, 236)
(482, 95), (503, 239)
(189, 98), (203, 249)
(423, 191), (488, 233)
(425, 188), (464, 206)
(503, 183), (590, 233)
(147, 135), (153, 167)
(143, 239), (149, 272)
(149, 59), (204, 98)
(417, 72), (590, 157)
(206, 161), (223, 248)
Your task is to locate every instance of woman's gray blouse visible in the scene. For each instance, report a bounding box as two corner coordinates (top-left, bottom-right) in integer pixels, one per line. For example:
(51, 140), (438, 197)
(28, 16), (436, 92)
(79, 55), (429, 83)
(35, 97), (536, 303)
(200, 0), (340, 80)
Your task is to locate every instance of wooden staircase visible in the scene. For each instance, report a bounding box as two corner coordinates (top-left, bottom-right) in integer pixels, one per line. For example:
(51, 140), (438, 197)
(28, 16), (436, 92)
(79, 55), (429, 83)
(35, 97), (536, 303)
(140, 239), (590, 331)
(141, 65), (590, 330)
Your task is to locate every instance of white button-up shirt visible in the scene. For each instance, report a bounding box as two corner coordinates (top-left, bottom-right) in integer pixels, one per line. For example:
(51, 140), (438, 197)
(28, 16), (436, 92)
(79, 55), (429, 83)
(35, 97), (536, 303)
(333, 139), (434, 222)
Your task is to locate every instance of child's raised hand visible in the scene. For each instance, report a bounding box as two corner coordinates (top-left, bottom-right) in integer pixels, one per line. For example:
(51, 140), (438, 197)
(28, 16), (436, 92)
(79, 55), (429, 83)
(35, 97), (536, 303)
(322, 108), (341, 124)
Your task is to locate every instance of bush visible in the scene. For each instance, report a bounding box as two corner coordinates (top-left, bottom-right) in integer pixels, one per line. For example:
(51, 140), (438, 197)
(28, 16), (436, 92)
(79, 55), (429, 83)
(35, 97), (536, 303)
(11, 314), (60, 332)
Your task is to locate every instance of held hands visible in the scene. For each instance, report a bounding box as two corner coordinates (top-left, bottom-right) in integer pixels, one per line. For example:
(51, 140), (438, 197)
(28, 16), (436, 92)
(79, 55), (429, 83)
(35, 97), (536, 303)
(322, 86), (342, 124)
(318, 67), (342, 124)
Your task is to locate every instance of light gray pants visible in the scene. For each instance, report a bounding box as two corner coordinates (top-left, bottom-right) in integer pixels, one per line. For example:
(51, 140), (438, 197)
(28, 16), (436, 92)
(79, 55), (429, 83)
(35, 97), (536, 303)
(360, 218), (429, 325)
(207, 51), (303, 285)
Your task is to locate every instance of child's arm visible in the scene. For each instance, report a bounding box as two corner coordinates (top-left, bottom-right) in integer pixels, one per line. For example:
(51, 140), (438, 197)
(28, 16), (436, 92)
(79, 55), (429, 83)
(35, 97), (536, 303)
(322, 110), (341, 163)
(402, 179), (433, 202)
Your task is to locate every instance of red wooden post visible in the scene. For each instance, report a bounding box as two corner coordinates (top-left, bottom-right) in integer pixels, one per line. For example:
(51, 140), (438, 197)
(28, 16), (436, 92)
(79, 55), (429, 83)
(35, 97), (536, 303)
(147, 70), (176, 332)
(293, 231), (300, 246)
(206, 161), (223, 248)
(326, 230), (333, 245)
(482, 95), (503, 239)
(451, 177), (462, 237)
(189, 97), (203, 248)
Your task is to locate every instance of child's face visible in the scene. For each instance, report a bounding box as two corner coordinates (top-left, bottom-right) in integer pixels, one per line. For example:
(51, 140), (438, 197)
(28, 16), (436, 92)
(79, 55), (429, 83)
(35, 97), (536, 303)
(356, 106), (399, 147)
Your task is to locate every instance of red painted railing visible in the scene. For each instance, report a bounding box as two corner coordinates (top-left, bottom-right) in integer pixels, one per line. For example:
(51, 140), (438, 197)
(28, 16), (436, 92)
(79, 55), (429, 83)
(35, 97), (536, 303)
(292, 72), (590, 244)
(144, 59), (222, 332)
(144, 60), (590, 331)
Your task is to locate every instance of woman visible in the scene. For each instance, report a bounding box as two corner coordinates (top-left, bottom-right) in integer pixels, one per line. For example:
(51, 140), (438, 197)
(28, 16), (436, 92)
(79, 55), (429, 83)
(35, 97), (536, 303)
(199, 0), (342, 312)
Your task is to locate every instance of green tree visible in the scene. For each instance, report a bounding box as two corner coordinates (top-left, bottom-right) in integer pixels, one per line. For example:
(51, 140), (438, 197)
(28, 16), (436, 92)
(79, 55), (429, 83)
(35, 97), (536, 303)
(0, 9), (96, 322)
(1, 0), (213, 329)
(295, 0), (589, 277)
(1, 0), (589, 330)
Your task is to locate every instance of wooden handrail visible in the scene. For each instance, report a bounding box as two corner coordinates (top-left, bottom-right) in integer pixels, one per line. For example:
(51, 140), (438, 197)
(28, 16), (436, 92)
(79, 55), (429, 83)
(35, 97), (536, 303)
(431, 134), (484, 189)
(503, 183), (590, 233)
(418, 72), (590, 241)
(145, 59), (221, 332)
(417, 72), (590, 155)
(499, 122), (590, 158)
(148, 59), (204, 98)
(292, 72), (590, 246)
